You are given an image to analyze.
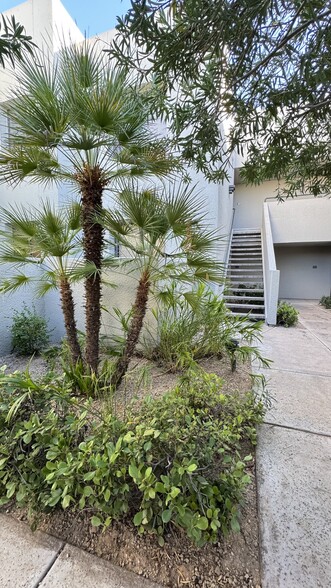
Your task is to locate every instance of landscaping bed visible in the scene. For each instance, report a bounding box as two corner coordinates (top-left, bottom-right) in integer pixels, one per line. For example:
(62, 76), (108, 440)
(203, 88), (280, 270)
(0, 353), (262, 588)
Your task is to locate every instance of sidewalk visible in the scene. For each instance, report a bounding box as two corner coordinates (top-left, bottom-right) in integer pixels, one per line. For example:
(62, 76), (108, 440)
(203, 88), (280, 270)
(255, 300), (331, 588)
(0, 513), (161, 588)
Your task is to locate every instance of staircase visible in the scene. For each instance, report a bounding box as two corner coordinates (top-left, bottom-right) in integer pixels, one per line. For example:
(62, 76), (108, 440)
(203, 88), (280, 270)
(224, 229), (265, 320)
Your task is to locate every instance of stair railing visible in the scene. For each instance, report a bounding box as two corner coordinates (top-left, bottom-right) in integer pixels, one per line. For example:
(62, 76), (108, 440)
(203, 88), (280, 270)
(220, 207), (235, 295)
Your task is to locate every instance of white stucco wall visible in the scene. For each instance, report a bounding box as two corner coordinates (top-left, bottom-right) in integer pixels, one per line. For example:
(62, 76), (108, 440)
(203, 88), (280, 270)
(268, 198), (331, 244)
(0, 265), (65, 354)
(233, 179), (282, 229)
(276, 245), (331, 299)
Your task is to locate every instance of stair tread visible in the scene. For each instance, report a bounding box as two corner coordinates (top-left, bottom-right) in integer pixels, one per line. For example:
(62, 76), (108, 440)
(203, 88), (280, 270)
(229, 312), (265, 319)
(224, 296), (265, 301)
(227, 304), (264, 311)
(227, 288), (264, 292)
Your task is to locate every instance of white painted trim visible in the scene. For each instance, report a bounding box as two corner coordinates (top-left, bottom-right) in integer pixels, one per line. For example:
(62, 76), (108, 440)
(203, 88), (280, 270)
(262, 203), (280, 325)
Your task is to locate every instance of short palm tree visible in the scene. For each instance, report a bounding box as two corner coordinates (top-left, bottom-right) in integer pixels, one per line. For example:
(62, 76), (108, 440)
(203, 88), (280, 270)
(101, 183), (224, 389)
(0, 42), (177, 372)
(0, 201), (83, 364)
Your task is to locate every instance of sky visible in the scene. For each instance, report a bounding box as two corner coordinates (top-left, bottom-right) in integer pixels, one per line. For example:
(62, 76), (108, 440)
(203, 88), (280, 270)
(1, 0), (132, 36)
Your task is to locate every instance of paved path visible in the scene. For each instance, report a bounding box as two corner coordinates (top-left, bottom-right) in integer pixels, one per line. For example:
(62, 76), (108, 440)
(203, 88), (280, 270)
(0, 513), (160, 588)
(255, 300), (331, 588)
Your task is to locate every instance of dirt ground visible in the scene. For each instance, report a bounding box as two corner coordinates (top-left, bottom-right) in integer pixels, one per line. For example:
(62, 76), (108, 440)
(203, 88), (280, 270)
(1, 353), (261, 588)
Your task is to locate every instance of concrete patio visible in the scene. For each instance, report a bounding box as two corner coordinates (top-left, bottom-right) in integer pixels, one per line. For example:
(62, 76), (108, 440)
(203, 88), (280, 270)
(256, 300), (331, 588)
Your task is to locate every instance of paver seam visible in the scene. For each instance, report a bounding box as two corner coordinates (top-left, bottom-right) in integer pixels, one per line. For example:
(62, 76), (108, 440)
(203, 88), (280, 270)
(298, 319), (331, 353)
(32, 541), (66, 588)
(262, 420), (331, 440)
(261, 366), (331, 378)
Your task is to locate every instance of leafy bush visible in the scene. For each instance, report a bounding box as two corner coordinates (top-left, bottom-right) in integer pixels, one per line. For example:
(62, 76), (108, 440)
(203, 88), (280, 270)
(320, 296), (331, 309)
(143, 283), (268, 371)
(0, 365), (264, 546)
(11, 305), (50, 355)
(277, 301), (299, 327)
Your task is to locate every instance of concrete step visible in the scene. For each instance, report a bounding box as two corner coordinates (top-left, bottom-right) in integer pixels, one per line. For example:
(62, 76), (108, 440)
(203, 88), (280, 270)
(228, 258), (262, 267)
(228, 268), (263, 272)
(227, 303), (265, 310)
(230, 312), (265, 319)
(231, 246), (262, 250)
(229, 282), (264, 288)
(227, 287), (264, 293)
(224, 295), (265, 301)
(228, 276), (263, 281)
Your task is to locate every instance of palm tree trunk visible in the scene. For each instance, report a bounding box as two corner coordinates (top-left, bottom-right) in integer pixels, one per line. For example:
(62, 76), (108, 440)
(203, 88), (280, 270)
(59, 278), (82, 364)
(77, 164), (105, 374)
(111, 269), (150, 390)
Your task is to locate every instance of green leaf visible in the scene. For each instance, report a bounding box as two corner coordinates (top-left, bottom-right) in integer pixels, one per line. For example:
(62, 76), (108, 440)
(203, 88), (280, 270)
(161, 509), (172, 523)
(187, 463), (197, 472)
(83, 486), (94, 497)
(196, 516), (208, 530)
(129, 463), (140, 480)
(62, 494), (71, 509)
(91, 516), (102, 527)
(231, 516), (240, 533)
(133, 511), (144, 526)
(170, 486), (180, 498)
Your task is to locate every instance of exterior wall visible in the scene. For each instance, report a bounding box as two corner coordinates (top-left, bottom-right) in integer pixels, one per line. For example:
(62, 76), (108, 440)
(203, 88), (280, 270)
(268, 198), (331, 244)
(276, 245), (331, 299)
(72, 270), (158, 347)
(233, 179), (282, 229)
(0, 265), (65, 355)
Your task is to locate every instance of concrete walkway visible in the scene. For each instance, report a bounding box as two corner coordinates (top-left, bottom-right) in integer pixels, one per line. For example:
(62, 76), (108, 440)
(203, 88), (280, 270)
(0, 513), (160, 588)
(256, 300), (331, 588)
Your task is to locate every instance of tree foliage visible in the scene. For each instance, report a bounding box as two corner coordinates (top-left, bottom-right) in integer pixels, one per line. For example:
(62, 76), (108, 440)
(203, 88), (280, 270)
(111, 0), (331, 196)
(0, 14), (35, 67)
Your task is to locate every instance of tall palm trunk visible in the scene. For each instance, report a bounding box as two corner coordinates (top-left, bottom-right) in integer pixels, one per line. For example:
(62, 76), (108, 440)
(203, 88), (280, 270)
(76, 164), (105, 373)
(59, 278), (82, 364)
(111, 269), (150, 390)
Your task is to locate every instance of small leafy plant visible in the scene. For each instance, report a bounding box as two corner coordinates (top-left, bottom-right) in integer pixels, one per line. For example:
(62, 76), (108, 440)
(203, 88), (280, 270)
(319, 296), (331, 309)
(277, 301), (299, 327)
(0, 364), (265, 546)
(11, 305), (50, 355)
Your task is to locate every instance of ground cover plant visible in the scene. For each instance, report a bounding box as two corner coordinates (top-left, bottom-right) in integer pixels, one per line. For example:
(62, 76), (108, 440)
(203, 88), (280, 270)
(277, 301), (299, 327)
(0, 363), (264, 549)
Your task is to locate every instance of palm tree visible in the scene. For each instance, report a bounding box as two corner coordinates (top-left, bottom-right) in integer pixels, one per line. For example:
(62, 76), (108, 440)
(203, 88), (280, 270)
(0, 42), (177, 372)
(101, 183), (224, 389)
(0, 201), (83, 364)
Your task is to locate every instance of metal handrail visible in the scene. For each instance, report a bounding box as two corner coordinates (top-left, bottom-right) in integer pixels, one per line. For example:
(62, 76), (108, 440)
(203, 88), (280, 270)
(224, 207), (236, 268)
(219, 207), (235, 295)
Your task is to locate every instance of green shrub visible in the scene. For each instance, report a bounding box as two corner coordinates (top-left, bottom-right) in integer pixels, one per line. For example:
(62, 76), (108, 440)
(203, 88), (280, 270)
(11, 305), (50, 355)
(277, 301), (299, 327)
(143, 283), (268, 371)
(0, 365), (264, 546)
(319, 296), (331, 309)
